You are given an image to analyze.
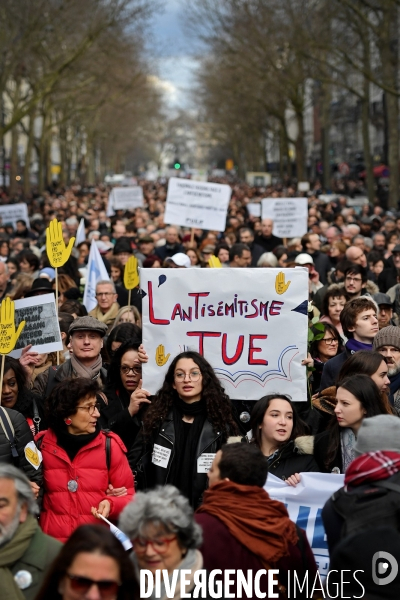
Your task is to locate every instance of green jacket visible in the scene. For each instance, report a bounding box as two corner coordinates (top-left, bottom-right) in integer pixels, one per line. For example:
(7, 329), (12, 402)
(11, 526), (62, 600)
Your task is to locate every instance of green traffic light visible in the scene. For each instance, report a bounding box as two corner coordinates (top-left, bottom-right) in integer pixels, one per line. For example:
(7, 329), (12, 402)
(174, 163), (181, 169)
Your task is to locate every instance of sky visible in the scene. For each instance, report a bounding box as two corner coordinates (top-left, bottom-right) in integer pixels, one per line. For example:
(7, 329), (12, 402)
(150, 0), (199, 111)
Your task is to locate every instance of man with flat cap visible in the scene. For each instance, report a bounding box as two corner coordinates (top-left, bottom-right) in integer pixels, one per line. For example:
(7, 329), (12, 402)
(373, 292), (395, 329)
(33, 316), (108, 400)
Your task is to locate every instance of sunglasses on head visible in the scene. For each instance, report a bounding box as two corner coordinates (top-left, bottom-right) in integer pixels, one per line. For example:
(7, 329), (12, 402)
(67, 574), (120, 598)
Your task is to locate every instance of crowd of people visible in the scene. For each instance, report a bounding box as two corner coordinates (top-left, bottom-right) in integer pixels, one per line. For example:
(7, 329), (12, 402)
(0, 178), (400, 598)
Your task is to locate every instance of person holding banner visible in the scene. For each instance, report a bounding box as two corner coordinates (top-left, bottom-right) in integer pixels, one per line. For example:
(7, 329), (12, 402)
(128, 351), (238, 509)
(249, 395), (320, 485)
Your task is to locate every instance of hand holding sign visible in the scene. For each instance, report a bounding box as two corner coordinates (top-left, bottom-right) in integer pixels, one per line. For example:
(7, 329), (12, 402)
(275, 272), (291, 295)
(0, 298), (25, 355)
(46, 218), (75, 268)
(208, 255), (222, 268)
(156, 344), (170, 366)
(124, 255), (139, 289)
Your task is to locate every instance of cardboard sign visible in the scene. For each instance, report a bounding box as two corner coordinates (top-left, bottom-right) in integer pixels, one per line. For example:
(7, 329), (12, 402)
(261, 197), (308, 238)
(10, 293), (63, 358)
(247, 203), (261, 218)
(109, 186), (144, 213)
(46, 218), (75, 268)
(0, 298), (26, 355)
(124, 256), (139, 289)
(265, 472), (344, 579)
(0, 203), (30, 229)
(164, 178), (231, 232)
(141, 268), (309, 400)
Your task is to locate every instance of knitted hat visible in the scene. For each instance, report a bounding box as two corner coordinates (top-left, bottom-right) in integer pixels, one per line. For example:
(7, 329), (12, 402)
(354, 415), (400, 456)
(373, 325), (400, 351)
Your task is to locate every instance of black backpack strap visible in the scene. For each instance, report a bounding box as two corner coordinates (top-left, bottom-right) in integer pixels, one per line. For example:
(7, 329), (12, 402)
(45, 365), (59, 399)
(0, 406), (19, 461)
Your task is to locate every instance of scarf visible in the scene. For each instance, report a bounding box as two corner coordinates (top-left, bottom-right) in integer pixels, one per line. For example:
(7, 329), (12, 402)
(345, 339), (373, 353)
(197, 480), (298, 567)
(90, 304), (119, 326)
(389, 371), (400, 407)
(167, 397), (206, 504)
(71, 354), (103, 380)
(132, 549), (203, 600)
(56, 424), (101, 462)
(0, 514), (38, 600)
(345, 450), (400, 487)
(340, 428), (356, 472)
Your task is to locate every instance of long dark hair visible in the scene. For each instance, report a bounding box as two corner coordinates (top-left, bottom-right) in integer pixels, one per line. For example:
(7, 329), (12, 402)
(105, 323), (142, 360)
(250, 394), (307, 449)
(105, 339), (142, 393)
(142, 351), (238, 440)
(325, 374), (391, 470)
(3, 356), (33, 414)
(35, 524), (137, 600)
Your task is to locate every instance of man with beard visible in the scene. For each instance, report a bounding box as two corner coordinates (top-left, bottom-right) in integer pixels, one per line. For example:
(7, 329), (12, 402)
(373, 326), (400, 413)
(0, 465), (61, 599)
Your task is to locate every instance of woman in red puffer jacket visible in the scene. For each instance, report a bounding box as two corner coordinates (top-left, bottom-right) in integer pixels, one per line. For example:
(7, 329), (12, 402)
(36, 377), (134, 542)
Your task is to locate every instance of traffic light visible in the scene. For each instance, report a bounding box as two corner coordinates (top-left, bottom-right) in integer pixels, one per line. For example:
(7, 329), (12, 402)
(174, 162), (181, 170)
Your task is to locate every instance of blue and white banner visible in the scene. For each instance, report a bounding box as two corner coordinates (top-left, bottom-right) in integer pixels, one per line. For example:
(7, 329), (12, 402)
(83, 241), (110, 312)
(265, 473), (344, 578)
(75, 218), (86, 246)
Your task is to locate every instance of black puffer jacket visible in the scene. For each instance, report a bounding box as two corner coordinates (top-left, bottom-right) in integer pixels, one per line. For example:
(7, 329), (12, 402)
(0, 407), (43, 485)
(267, 437), (321, 480)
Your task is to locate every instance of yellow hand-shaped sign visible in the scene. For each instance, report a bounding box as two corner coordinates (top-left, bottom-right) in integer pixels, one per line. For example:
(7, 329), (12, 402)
(208, 255), (222, 268)
(0, 297), (26, 355)
(275, 271), (291, 295)
(155, 344), (170, 367)
(124, 256), (139, 290)
(46, 218), (75, 268)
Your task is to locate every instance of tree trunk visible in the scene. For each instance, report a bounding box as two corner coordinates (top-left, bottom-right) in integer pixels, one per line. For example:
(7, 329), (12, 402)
(37, 112), (47, 194)
(361, 94), (374, 204)
(320, 83), (331, 190)
(9, 125), (19, 196)
(23, 107), (36, 197)
(294, 107), (305, 181)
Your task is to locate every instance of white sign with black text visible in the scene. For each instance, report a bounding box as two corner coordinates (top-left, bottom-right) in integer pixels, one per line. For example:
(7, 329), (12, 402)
(261, 197), (308, 238)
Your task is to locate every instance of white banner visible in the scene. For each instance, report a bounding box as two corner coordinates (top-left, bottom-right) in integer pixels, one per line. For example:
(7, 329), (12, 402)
(0, 203), (30, 229)
(75, 218), (86, 246)
(164, 178), (231, 231)
(261, 197), (308, 238)
(83, 241), (110, 312)
(141, 268), (309, 400)
(10, 293), (63, 358)
(298, 181), (310, 192)
(108, 186), (144, 212)
(265, 472), (344, 578)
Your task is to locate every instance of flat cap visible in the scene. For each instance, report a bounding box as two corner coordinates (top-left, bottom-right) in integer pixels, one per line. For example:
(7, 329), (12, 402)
(68, 316), (108, 337)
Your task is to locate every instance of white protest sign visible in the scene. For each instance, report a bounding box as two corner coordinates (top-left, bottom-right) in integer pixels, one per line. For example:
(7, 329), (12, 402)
(10, 293), (63, 358)
(141, 268), (309, 400)
(0, 203), (30, 229)
(265, 472), (344, 579)
(261, 197), (308, 238)
(246, 172), (272, 186)
(108, 186), (144, 213)
(164, 177), (231, 232)
(298, 181), (310, 192)
(247, 203), (261, 218)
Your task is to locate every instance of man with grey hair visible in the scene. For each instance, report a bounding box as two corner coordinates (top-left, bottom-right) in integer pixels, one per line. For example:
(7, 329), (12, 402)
(89, 280), (120, 332)
(0, 464), (61, 599)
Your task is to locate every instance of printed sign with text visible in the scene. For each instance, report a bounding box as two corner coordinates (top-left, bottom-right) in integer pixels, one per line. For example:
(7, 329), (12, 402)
(261, 197), (308, 238)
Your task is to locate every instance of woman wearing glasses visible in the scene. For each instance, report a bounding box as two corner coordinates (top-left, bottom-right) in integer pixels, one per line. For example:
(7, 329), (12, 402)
(249, 394), (320, 486)
(100, 340), (151, 449)
(309, 322), (343, 394)
(128, 351), (238, 508)
(119, 486), (206, 598)
(36, 524), (137, 600)
(36, 377), (134, 542)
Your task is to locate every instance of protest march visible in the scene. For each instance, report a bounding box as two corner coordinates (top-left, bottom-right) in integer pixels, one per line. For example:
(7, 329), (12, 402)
(0, 174), (399, 600)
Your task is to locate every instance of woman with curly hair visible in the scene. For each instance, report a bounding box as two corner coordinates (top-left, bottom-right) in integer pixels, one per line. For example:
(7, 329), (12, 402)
(128, 351), (238, 508)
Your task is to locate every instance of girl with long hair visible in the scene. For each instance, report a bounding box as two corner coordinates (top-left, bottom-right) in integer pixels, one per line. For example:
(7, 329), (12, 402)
(128, 351), (238, 508)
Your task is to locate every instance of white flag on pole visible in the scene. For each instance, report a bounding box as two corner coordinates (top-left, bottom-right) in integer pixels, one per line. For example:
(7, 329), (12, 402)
(75, 218), (86, 246)
(83, 241), (110, 312)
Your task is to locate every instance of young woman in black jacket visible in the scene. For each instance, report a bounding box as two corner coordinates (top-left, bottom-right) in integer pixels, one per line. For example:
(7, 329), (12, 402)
(128, 351), (238, 508)
(250, 394), (320, 485)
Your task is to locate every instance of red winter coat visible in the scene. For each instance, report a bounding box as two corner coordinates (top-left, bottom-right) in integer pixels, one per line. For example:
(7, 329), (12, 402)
(36, 429), (134, 542)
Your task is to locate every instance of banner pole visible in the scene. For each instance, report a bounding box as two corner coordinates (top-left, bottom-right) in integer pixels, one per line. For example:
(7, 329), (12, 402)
(190, 228), (195, 246)
(0, 354), (5, 405)
(128, 289), (131, 309)
(55, 268), (59, 365)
